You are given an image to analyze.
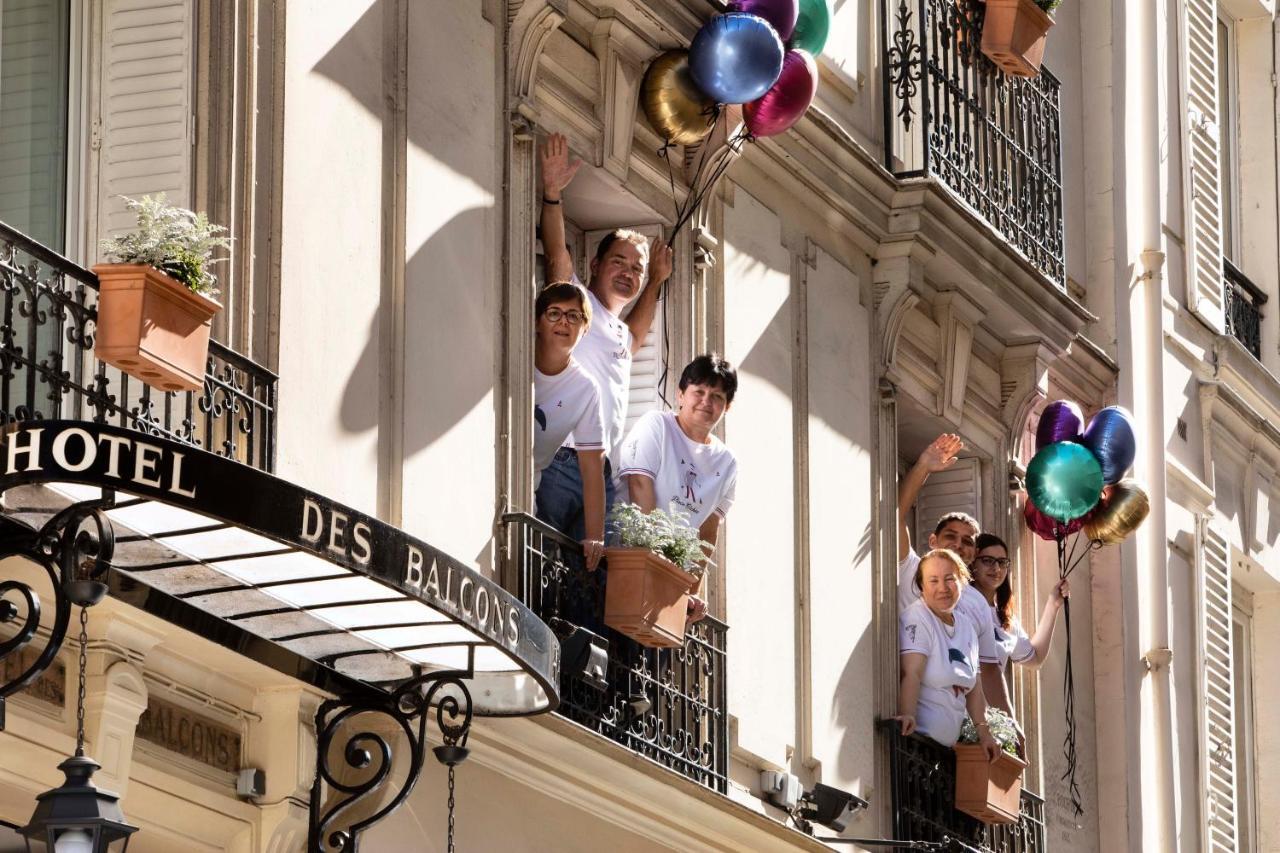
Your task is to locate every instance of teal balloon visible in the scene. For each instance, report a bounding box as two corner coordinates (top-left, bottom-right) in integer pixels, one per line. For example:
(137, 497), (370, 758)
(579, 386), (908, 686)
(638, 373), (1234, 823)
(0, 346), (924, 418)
(790, 0), (832, 55)
(1026, 441), (1104, 522)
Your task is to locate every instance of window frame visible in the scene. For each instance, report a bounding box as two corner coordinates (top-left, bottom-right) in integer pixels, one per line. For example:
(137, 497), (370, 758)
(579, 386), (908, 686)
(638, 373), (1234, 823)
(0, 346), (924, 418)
(1215, 6), (1241, 262)
(1231, 582), (1258, 852)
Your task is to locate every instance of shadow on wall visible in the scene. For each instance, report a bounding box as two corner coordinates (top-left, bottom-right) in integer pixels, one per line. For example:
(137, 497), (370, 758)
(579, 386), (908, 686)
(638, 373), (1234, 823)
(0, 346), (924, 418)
(831, 521), (876, 785)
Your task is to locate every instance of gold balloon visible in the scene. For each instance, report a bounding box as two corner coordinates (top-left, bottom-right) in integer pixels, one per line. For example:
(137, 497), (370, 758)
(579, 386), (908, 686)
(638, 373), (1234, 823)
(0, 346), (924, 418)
(641, 50), (715, 146)
(1083, 479), (1150, 545)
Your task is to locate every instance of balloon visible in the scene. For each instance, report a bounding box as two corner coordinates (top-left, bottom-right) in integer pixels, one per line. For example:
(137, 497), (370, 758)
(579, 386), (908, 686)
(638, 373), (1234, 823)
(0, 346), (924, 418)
(744, 50), (818, 137)
(1024, 498), (1084, 541)
(689, 13), (786, 105)
(1036, 400), (1084, 450)
(790, 0), (832, 55)
(1080, 406), (1137, 484)
(729, 0), (799, 42)
(641, 50), (716, 146)
(1026, 441), (1104, 522)
(1083, 479), (1150, 545)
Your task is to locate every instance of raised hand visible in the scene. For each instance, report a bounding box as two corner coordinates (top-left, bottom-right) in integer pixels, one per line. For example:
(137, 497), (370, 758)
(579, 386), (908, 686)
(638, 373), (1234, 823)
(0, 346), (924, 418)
(540, 132), (581, 200)
(648, 241), (673, 286)
(918, 433), (963, 474)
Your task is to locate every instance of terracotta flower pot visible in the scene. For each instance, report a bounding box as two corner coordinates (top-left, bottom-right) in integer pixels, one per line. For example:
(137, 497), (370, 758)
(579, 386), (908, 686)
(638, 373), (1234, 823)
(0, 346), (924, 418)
(92, 264), (221, 392)
(603, 547), (698, 649)
(954, 743), (1026, 824)
(980, 0), (1053, 78)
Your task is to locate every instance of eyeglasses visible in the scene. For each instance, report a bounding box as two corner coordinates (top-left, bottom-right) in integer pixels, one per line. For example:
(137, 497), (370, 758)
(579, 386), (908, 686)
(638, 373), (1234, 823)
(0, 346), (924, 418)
(975, 556), (1011, 570)
(544, 307), (586, 326)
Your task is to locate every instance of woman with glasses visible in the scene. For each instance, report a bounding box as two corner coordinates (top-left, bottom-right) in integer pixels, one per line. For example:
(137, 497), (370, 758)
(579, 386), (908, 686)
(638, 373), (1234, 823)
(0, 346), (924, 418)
(970, 532), (1069, 671)
(533, 281), (608, 569)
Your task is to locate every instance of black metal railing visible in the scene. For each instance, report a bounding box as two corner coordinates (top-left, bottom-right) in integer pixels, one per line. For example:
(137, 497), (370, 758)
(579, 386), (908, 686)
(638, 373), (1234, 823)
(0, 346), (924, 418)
(0, 222), (276, 471)
(881, 721), (1046, 853)
(504, 512), (728, 793)
(1224, 257), (1266, 360)
(882, 0), (1064, 287)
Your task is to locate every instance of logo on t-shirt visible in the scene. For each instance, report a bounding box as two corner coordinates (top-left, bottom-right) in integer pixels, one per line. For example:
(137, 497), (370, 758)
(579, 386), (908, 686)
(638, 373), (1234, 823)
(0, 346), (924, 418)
(905, 624), (918, 644)
(534, 404), (547, 431)
(683, 467), (698, 502)
(948, 647), (973, 677)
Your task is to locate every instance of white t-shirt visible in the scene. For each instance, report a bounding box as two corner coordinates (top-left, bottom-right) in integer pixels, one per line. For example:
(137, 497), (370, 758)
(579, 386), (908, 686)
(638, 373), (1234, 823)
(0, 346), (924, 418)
(898, 547), (1000, 666)
(992, 609), (1036, 669)
(616, 410), (737, 530)
(533, 359), (604, 488)
(564, 281), (632, 455)
(899, 598), (980, 746)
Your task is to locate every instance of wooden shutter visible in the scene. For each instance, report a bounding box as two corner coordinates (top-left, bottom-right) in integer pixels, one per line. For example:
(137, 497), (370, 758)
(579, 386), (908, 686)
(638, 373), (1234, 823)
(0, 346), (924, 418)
(1196, 517), (1237, 852)
(93, 0), (193, 251)
(914, 457), (982, 551)
(1178, 0), (1225, 332)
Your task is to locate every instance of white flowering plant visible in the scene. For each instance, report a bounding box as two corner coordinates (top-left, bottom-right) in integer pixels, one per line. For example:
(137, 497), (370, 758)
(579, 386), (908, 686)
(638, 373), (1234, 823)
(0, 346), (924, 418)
(958, 707), (1020, 757)
(607, 503), (714, 578)
(99, 194), (230, 296)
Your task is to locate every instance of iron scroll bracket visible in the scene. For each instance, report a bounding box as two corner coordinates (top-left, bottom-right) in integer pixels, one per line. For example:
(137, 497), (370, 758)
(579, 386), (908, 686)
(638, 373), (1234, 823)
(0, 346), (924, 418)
(0, 496), (116, 730)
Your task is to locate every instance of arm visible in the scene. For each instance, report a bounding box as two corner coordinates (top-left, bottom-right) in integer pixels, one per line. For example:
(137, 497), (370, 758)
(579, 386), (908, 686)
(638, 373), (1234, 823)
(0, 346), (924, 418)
(895, 652), (927, 735)
(576, 449), (606, 570)
(980, 662), (1013, 718)
(964, 683), (1002, 762)
(625, 242), (673, 353)
(539, 133), (581, 284)
(685, 512), (723, 625)
(625, 473), (657, 513)
(898, 434), (964, 556)
(1025, 578), (1069, 667)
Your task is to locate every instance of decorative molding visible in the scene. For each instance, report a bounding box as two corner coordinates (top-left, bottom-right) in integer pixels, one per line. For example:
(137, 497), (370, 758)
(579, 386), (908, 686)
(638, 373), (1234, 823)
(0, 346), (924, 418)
(508, 0), (568, 118)
(1000, 341), (1054, 448)
(933, 290), (984, 425)
(872, 236), (931, 374)
(591, 16), (650, 181)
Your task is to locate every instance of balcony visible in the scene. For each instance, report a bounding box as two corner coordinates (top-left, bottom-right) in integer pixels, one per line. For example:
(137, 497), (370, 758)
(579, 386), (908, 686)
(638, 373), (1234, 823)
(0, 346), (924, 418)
(883, 0), (1064, 287)
(881, 721), (1047, 852)
(1224, 257), (1266, 361)
(504, 512), (728, 793)
(0, 222), (276, 471)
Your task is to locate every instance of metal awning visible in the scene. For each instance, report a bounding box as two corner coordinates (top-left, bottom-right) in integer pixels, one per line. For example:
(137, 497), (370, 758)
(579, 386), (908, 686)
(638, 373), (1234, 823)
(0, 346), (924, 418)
(0, 420), (559, 716)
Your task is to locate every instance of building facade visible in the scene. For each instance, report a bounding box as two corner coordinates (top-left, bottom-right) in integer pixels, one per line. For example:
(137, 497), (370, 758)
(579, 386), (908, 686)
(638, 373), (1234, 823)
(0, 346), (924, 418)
(0, 1), (1277, 851)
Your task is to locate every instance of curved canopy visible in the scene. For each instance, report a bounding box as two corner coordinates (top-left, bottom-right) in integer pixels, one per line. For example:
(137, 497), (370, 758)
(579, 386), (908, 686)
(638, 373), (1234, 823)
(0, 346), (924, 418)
(0, 421), (559, 716)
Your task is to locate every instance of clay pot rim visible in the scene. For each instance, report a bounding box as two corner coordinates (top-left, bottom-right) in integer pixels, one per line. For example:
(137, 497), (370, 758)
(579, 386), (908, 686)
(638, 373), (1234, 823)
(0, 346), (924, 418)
(953, 742), (1029, 770)
(92, 262), (223, 312)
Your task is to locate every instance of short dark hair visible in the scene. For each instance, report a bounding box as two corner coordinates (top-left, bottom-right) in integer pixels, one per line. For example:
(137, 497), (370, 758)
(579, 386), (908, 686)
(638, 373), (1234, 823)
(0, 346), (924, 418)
(535, 281), (592, 328)
(679, 354), (738, 402)
(933, 511), (980, 537)
(593, 229), (649, 265)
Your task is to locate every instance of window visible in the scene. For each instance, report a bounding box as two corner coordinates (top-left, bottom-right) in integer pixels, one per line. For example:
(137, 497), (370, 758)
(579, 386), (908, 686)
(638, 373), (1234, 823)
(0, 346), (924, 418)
(1231, 584), (1257, 852)
(1215, 10), (1238, 261)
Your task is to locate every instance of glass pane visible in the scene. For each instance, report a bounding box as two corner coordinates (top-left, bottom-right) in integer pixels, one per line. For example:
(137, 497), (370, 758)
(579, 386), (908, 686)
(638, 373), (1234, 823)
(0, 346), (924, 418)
(0, 0), (69, 250)
(1216, 17), (1234, 260)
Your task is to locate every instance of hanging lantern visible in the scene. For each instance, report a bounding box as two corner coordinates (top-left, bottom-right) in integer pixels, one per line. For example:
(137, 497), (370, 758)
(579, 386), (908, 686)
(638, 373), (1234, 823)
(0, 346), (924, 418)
(20, 755), (137, 853)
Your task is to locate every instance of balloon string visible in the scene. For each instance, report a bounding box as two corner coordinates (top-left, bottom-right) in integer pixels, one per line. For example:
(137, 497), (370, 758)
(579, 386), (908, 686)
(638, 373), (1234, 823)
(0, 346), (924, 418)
(1056, 533), (1085, 817)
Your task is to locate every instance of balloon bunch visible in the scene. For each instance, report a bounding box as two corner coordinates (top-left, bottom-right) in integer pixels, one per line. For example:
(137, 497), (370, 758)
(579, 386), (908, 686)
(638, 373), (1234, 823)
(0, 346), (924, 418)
(640, 0), (832, 240)
(1024, 401), (1150, 817)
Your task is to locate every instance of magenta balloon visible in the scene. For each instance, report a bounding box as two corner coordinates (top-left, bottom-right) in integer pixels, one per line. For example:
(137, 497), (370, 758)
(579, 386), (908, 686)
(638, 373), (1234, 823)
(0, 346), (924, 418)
(743, 49), (818, 138)
(729, 0), (800, 41)
(1024, 498), (1084, 542)
(1035, 400), (1084, 450)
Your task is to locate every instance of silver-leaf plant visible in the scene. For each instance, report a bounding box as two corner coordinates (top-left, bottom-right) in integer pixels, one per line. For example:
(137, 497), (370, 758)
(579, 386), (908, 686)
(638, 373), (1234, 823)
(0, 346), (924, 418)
(958, 706), (1021, 757)
(99, 194), (231, 296)
(607, 502), (714, 578)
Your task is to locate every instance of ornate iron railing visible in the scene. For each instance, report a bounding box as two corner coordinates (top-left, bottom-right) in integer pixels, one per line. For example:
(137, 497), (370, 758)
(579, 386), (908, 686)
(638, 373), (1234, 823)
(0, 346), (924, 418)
(0, 222), (276, 471)
(1224, 257), (1265, 361)
(881, 720), (1046, 853)
(503, 512), (728, 793)
(882, 0), (1065, 287)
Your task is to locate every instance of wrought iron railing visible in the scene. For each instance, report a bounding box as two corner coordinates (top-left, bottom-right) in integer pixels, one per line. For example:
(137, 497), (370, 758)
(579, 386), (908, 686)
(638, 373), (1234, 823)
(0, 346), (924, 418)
(882, 0), (1065, 287)
(0, 222), (276, 471)
(503, 512), (728, 793)
(881, 720), (1046, 853)
(1224, 257), (1266, 361)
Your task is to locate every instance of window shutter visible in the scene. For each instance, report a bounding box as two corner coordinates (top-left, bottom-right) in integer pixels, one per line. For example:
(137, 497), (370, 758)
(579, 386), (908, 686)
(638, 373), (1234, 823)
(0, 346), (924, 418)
(1196, 517), (1237, 852)
(914, 457), (982, 552)
(93, 0), (194, 251)
(1178, 0), (1225, 332)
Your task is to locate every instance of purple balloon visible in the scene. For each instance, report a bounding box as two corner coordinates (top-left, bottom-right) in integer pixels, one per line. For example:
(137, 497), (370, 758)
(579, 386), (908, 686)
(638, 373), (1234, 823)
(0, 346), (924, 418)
(743, 49), (818, 138)
(1035, 399), (1084, 450)
(729, 0), (799, 42)
(1024, 498), (1084, 542)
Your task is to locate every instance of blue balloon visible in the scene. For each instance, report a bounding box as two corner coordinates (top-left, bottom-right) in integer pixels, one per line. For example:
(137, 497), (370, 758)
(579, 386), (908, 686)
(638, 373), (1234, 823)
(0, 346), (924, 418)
(689, 13), (785, 105)
(1081, 406), (1137, 484)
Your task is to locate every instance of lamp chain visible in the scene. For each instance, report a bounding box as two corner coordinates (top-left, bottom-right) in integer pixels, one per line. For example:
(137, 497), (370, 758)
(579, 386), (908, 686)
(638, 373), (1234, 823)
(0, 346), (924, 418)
(75, 605), (88, 757)
(446, 764), (456, 853)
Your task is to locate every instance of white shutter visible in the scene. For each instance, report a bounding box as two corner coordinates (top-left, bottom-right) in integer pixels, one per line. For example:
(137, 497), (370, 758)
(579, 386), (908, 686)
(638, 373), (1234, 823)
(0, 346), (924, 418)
(1178, 0), (1225, 332)
(1196, 517), (1238, 852)
(914, 457), (982, 551)
(94, 0), (193, 249)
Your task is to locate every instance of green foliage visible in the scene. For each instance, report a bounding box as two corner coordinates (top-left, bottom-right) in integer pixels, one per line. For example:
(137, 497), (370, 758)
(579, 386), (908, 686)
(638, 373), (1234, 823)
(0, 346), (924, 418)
(958, 707), (1021, 756)
(99, 195), (230, 296)
(1036, 0), (1062, 12)
(607, 503), (714, 577)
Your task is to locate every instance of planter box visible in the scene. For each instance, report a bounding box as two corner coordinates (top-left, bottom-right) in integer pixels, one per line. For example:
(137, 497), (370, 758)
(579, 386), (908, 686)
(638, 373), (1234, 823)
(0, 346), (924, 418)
(603, 547), (698, 649)
(954, 744), (1026, 824)
(980, 0), (1053, 78)
(92, 264), (220, 392)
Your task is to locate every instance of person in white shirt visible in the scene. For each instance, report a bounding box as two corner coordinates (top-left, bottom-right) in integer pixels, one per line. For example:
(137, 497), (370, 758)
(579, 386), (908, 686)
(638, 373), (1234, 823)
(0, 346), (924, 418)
(537, 133), (674, 541)
(617, 354), (738, 624)
(970, 532), (1069, 672)
(895, 548), (1001, 758)
(532, 282), (607, 569)
(898, 433), (1014, 719)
